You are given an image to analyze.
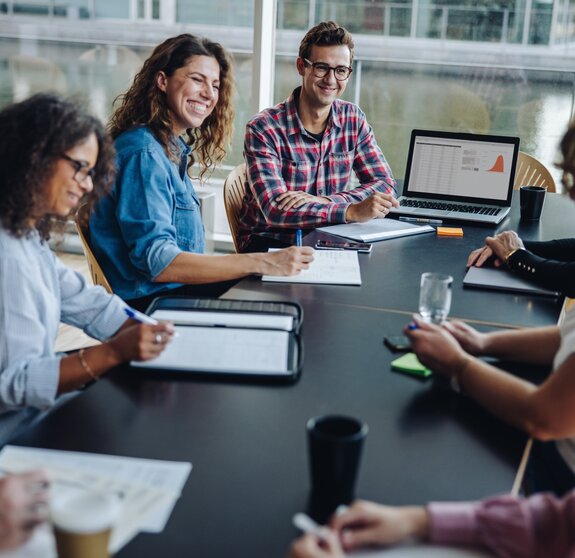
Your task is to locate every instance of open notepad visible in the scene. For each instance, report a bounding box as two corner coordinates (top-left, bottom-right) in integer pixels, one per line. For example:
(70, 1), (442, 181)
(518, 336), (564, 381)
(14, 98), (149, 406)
(262, 249), (362, 285)
(131, 298), (303, 379)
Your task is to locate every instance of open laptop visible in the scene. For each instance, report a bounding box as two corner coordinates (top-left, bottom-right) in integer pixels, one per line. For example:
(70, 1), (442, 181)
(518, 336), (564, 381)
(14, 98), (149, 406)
(389, 129), (520, 225)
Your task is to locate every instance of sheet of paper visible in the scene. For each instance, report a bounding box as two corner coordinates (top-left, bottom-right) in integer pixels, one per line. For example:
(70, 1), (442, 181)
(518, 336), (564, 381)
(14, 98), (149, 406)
(262, 249), (361, 285)
(349, 545), (491, 557)
(133, 326), (291, 374)
(318, 219), (433, 242)
(151, 309), (293, 331)
(0, 446), (192, 553)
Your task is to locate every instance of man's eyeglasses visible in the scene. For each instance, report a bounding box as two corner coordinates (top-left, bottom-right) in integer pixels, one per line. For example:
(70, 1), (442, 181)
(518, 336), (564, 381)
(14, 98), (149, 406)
(303, 58), (352, 81)
(61, 154), (96, 184)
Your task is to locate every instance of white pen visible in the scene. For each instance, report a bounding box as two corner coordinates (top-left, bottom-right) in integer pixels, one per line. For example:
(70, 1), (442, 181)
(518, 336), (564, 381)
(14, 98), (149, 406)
(124, 307), (159, 325)
(399, 216), (443, 225)
(292, 513), (327, 541)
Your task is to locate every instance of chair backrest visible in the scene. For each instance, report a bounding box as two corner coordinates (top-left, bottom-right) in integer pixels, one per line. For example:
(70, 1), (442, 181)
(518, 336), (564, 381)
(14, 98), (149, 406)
(223, 163), (247, 253)
(75, 204), (113, 294)
(513, 151), (556, 192)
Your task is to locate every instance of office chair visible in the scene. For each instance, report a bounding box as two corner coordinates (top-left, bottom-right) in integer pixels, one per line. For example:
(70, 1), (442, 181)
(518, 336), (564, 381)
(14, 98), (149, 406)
(223, 163), (247, 253)
(75, 204), (113, 293)
(514, 151), (556, 192)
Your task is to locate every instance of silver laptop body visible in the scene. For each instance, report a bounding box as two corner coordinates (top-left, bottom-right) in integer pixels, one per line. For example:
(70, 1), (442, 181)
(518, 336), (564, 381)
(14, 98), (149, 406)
(389, 129), (520, 225)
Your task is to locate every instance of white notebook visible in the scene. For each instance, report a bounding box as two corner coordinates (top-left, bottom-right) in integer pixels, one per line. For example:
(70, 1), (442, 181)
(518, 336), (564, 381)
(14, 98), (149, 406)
(318, 218), (433, 242)
(262, 249), (361, 286)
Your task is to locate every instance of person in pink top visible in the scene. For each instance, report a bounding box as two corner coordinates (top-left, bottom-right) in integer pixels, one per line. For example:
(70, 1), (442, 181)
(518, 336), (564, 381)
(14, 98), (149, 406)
(288, 491), (575, 558)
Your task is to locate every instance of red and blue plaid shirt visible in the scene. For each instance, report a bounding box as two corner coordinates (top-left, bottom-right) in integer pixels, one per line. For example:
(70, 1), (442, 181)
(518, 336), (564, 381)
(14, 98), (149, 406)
(237, 87), (396, 251)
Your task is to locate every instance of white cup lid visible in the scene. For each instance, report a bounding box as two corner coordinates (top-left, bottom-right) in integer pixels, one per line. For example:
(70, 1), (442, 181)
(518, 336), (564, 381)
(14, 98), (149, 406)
(50, 488), (121, 534)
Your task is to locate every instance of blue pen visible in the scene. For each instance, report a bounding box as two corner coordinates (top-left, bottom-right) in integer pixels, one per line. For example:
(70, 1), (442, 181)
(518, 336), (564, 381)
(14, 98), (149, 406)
(407, 323), (418, 330)
(124, 307), (159, 325)
(296, 229), (303, 247)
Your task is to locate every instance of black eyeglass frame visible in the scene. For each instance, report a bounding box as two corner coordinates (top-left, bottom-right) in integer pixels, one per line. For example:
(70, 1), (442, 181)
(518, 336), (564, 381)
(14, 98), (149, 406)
(61, 153), (96, 183)
(303, 58), (353, 81)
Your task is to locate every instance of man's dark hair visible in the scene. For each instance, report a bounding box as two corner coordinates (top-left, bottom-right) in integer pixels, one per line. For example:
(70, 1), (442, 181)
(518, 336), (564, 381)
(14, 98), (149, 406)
(298, 21), (355, 63)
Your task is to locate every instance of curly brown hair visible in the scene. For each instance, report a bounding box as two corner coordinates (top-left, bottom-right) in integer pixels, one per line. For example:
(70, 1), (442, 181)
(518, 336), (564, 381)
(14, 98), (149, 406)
(0, 93), (115, 240)
(298, 21), (355, 63)
(109, 34), (234, 180)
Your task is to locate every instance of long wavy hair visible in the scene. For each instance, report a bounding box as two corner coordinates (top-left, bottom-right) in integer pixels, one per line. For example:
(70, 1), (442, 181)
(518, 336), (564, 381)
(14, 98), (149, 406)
(109, 34), (234, 180)
(0, 93), (115, 240)
(559, 120), (575, 191)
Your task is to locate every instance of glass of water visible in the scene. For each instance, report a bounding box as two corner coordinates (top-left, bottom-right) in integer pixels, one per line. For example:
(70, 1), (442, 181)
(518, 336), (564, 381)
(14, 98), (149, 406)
(419, 272), (453, 324)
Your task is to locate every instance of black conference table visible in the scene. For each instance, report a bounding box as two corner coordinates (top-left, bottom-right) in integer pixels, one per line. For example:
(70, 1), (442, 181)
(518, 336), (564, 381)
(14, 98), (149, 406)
(229, 192), (572, 328)
(12, 192), (572, 557)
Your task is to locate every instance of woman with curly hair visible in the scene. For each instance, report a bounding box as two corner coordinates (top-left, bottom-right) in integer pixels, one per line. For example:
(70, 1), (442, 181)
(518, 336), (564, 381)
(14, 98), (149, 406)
(90, 34), (313, 310)
(0, 93), (172, 440)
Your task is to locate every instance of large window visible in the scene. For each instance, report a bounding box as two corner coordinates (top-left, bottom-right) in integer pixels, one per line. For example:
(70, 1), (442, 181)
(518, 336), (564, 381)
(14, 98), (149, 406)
(0, 0), (574, 243)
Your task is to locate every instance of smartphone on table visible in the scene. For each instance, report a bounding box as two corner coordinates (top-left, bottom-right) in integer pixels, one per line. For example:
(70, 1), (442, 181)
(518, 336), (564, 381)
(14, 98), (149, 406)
(315, 239), (373, 253)
(383, 334), (411, 352)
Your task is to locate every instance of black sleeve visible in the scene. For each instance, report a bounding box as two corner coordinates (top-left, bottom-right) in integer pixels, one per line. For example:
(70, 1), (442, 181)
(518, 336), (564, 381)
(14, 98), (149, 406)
(523, 238), (575, 262)
(508, 247), (575, 297)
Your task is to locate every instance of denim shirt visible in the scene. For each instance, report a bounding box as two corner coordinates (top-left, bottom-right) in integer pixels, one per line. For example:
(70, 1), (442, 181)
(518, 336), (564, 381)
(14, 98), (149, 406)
(90, 127), (205, 300)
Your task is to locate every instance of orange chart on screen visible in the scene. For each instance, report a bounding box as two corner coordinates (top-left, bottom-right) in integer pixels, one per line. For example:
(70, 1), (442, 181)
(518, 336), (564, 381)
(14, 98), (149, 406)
(488, 155), (505, 173)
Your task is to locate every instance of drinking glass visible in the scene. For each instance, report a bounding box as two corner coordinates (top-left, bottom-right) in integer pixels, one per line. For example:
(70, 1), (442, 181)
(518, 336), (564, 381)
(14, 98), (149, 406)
(419, 272), (453, 324)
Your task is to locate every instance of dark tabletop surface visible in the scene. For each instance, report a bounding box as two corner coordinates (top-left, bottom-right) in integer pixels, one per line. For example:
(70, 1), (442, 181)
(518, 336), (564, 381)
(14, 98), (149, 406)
(226, 192), (573, 328)
(11, 191), (570, 557)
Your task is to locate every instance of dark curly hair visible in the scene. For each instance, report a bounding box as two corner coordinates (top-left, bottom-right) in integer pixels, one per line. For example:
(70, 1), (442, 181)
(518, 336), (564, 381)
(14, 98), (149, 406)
(109, 34), (234, 180)
(298, 21), (355, 63)
(0, 93), (115, 240)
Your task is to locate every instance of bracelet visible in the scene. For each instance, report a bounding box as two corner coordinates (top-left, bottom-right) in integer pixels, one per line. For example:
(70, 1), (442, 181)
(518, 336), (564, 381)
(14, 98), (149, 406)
(505, 248), (520, 267)
(450, 356), (470, 394)
(78, 349), (99, 382)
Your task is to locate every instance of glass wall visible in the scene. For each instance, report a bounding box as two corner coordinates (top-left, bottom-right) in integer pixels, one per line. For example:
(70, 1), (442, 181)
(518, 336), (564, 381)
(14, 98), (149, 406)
(0, 0), (574, 239)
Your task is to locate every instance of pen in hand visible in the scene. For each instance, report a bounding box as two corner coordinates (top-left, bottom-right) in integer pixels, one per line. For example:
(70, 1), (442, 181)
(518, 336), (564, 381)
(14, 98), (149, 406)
(124, 307), (159, 325)
(296, 229), (303, 247)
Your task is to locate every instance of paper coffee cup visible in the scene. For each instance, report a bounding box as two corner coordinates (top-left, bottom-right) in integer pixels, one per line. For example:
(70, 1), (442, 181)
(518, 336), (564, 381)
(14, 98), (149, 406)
(50, 489), (121, 558)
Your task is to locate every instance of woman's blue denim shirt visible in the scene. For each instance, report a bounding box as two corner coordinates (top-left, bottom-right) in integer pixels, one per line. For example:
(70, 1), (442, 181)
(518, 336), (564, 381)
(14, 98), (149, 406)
(90, 127), (205, 300)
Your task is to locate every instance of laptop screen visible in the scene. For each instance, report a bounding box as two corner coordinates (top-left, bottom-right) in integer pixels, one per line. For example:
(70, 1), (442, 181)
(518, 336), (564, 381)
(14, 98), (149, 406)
(403, 130), (520, 206)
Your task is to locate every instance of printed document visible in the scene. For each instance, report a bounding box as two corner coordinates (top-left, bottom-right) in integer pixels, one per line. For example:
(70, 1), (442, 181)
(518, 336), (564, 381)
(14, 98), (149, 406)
(0, 446), (191, 556)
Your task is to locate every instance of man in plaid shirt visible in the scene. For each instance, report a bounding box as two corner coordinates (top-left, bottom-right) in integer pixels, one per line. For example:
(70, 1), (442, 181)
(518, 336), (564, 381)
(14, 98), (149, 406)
(237, 21), (398, 252)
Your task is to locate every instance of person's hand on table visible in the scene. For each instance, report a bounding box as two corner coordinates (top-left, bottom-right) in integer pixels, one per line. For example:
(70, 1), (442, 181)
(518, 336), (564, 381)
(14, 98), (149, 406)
(276, 191), (332, 211)
(404, 315), (470, 379)
(330, 500), (430, 551)
(0, 470), (50, 550)
(467, 230), (525, 268)
(287, 529), (344, 558)
(442, 320), (488, 356)
(345, 193), (399, 223)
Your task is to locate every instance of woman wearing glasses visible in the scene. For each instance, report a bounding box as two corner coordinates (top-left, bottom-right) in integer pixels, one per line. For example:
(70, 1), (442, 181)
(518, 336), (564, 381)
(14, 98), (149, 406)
(89, 34), (314, 311)
(0, 94), (172, 440)
(237, 21), (397, 253)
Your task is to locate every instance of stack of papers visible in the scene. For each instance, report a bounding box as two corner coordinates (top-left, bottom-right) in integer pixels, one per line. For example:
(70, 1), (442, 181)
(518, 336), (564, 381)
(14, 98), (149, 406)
(0, 446), (191, 556)
(262, 249), (362, 285)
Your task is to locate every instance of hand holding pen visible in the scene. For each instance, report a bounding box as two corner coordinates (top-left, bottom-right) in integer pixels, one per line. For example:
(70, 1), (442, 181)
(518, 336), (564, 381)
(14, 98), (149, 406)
(289, 513), (344, 558)
(103, 307), (176, 362)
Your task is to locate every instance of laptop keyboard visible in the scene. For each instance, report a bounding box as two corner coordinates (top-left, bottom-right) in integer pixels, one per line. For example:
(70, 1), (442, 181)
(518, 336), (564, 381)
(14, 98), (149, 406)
(400, 199), (500, 216)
